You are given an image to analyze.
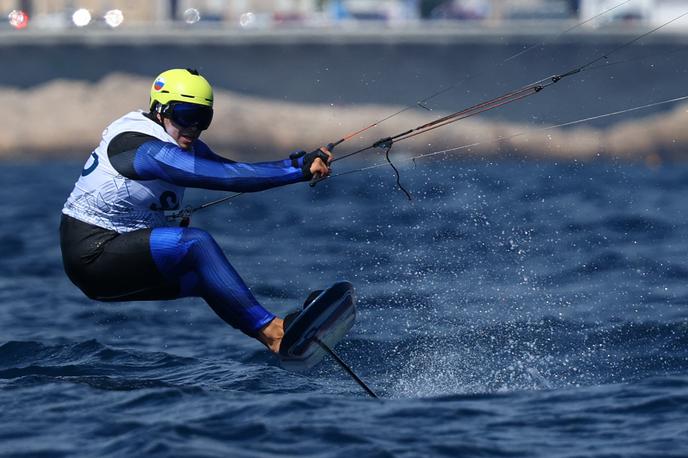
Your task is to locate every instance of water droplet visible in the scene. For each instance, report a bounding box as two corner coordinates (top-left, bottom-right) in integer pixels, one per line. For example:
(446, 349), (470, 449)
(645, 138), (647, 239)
(184, 8), (201, 24)
(240, 12), (256, 28)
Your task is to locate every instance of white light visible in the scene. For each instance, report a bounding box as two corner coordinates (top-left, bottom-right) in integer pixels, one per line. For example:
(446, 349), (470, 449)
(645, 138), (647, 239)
(72, 8), (91, 27)
(104, 9), (124, 28)
(183, 8), (201, 24)
(240, 12), (255, 28)
(8, 10), (29, 29)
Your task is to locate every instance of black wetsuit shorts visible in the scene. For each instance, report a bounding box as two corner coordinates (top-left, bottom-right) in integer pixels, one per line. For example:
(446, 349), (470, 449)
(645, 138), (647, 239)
(59, 214), (179, 301)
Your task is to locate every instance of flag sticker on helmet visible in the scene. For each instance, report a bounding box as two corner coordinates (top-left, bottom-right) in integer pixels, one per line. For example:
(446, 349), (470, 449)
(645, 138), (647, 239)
(149, 69), (214, 110)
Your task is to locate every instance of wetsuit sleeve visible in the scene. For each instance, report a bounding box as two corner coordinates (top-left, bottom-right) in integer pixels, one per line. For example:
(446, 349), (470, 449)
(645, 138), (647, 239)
(134, 140), (307, 192)
(108, 132), (307, 191)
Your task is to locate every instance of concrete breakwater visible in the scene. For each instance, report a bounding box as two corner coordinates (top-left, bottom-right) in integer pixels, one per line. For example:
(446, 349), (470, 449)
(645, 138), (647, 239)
(3, 31), (688, 163)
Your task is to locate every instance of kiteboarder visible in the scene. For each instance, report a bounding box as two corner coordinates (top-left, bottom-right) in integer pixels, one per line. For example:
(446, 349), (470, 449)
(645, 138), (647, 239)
(59, 68), (332, 354)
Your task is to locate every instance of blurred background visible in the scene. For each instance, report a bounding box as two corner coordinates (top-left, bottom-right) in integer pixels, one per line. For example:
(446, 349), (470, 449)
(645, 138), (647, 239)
(2, 0), (688, 162)
(2, 0), (687, 30)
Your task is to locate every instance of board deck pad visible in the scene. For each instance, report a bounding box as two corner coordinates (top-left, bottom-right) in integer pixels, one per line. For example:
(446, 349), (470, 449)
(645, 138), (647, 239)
(279, 281), (356, 371)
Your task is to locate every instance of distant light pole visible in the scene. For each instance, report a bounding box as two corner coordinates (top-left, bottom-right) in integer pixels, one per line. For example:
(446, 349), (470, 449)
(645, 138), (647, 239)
(170, 0), (179, 21)
(18, 0), (32, 17)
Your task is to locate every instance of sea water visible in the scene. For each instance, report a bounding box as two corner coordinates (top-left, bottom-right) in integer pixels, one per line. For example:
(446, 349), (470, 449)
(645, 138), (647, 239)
(1, 158), (686, 457)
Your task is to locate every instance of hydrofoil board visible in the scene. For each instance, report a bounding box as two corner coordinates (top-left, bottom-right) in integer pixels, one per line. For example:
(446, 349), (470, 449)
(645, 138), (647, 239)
(279, 281), (356, 371)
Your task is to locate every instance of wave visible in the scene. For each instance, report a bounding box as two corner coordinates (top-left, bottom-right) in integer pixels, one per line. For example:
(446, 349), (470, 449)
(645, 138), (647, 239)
(0, 340), (200, 391)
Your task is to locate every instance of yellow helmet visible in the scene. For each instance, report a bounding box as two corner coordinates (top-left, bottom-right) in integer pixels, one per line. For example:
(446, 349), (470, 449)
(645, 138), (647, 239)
(149, 68), (213, 110)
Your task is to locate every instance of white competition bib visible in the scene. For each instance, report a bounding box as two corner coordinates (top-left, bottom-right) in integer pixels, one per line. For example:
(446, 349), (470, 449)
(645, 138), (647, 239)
(62, 111), (186, 232)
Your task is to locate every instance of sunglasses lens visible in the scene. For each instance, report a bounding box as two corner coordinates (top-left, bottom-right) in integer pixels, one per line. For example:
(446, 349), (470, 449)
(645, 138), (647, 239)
(169, 103), (213, 130)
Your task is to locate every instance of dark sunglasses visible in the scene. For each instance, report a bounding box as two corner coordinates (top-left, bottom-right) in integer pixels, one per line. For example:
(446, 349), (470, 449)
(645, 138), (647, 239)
(163, 103), (213, 131)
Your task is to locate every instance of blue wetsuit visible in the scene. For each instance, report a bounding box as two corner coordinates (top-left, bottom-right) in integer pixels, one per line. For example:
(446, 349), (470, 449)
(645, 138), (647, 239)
(61, 120), (309, 337)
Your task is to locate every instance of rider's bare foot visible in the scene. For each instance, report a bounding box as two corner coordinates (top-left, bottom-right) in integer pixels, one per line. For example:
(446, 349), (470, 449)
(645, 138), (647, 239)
(257, 317), (284, 353)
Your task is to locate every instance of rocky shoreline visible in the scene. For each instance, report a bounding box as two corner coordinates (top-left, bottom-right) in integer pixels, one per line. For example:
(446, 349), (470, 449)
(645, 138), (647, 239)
(4, 73), (687, 166)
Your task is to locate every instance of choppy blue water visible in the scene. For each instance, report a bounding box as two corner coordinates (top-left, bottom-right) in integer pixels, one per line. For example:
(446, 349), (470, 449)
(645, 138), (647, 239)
(1, 158), (687, 457)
